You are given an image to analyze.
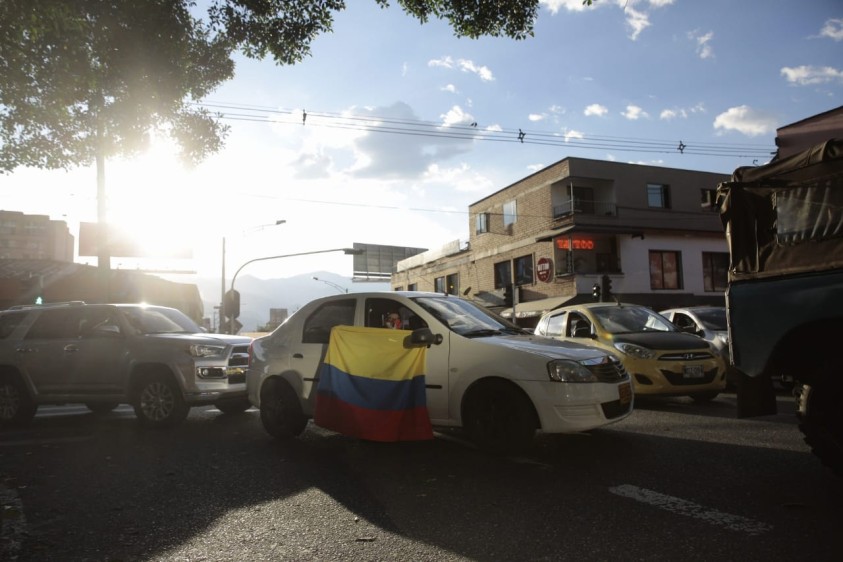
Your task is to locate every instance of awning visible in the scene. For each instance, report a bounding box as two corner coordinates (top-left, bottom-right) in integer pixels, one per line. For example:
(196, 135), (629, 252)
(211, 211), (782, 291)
(500, 295), (574, 319)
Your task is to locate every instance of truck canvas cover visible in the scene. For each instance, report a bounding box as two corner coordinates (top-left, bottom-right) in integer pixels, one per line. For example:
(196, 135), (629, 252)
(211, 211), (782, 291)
(717, 138), (843, 281)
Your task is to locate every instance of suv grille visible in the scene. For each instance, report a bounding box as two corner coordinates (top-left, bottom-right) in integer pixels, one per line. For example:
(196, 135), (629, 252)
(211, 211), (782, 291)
(583, 355), (628, 382)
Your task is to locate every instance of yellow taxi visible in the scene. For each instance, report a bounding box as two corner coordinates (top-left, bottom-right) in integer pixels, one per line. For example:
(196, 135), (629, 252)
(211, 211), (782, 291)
(534, 302), (727, 402)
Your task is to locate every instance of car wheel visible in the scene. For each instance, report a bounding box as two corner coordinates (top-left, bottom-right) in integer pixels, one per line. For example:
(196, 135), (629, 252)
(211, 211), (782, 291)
(214, 397), (251, 415)
(0, 373), (37, 427)
(689, 390), (720, 403)
(86, 402), (119, 415)
(132, 373), (188, 428)
(798, 379), (843, 477)
(462, 379), (537, 454)
(260, 378), (307, 440)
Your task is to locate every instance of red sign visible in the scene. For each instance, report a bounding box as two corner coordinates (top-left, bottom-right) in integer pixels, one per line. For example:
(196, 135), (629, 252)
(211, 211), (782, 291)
(536, 257), (553, 282)
(555, 237), (595, 250)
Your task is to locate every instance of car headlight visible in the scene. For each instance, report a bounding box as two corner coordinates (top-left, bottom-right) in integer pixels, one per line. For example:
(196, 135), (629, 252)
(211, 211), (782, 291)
(189, 344), (226, 358)
(613, 342), (655, 359)
(547, 360), (598, 383)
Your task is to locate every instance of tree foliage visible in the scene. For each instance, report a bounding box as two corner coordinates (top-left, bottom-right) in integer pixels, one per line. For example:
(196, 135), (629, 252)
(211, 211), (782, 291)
(0, 0), (541, 174)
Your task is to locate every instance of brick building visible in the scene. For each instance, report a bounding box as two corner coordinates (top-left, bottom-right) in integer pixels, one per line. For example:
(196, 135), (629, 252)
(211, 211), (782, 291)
(0, 210), (74, 261)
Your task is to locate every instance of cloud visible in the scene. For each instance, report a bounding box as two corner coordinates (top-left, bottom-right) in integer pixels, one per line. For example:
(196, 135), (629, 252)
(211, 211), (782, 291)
(441, 84), (458, 93)
(584, 103), (608, 117)
(820, 18), (843, 41)
(529, 113), (546, 122)
(428, 56), (494, 81)
(621, 105), (649, 120)
(563, 129), (584, 142)
(781, 65), (843, 86)
(713, 105), (778, 137)
(659, 103), (705, 120)
(540, 0), (592, 14)
(688, 30), (715, 59)
(423, 163), (494, 193)
(623, 5), (651, 40)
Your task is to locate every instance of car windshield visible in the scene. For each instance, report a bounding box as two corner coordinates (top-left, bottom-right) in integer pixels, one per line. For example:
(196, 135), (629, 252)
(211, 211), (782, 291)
(119, 306), (201, 334)
(591, 306), (676, 334)
(694, 308), (727, 331)
(412, 296), (525, 338)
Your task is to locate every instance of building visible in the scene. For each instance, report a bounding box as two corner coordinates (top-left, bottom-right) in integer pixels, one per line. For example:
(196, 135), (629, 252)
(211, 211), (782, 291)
(0, 210), (74, 261)
(392, 157), (730, 328)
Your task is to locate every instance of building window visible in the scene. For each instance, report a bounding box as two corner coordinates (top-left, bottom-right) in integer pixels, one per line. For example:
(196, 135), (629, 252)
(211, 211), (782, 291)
(493, 261), (511, 289)
(445, 273), (459, 295)
(434, 276), (446, 293)
(408, 283), (417, 291)
(701, 188), (718, 212)
(647, 183), (671, 209)
(503, 200), (517, 226)
(475, 212), (490, 234)
(649, 250), (682, 289)
(702, 252), (729, 292)
(514, 254), (534, 286)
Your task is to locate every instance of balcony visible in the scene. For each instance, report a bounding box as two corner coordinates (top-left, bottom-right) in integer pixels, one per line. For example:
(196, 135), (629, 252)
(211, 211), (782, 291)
(553, 199), (617, 219)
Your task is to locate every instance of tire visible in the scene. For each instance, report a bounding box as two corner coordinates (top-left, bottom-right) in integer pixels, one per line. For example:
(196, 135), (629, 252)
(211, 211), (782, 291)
(0, 373), (37, 427)
(462, 379), (537, 454)
(259, 378), (307, 440)
(797, 381), (843, 477)
(690, 390), (720, 403)
(86, 402), (119, 415)
(214, 397), (251, 415)
(132, 373), (189, 429)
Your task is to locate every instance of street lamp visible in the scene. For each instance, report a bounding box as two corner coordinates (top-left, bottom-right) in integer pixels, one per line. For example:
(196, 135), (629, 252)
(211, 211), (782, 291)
(312, 276), (348, 294)
(228, 247), (364, 334)
(221, 219), (286, 333)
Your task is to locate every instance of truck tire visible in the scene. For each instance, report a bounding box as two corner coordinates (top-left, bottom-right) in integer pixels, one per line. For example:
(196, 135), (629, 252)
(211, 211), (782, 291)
(132, 373), (189, 428)
(797, 377), (843, 477)
(462, 379), (537, 454)
(259, 378), (308, 440)
(0, 373), (37, 427)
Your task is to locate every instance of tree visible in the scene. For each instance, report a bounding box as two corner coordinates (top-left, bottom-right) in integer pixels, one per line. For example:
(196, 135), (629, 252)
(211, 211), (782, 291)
(0, 0), (541, 273)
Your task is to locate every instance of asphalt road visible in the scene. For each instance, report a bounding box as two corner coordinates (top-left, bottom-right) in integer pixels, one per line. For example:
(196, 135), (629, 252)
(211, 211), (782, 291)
(1, 392), (841, 561)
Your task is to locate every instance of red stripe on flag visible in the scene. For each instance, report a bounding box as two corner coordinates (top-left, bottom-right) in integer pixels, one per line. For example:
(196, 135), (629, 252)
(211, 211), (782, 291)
(315, 393), (433, 441)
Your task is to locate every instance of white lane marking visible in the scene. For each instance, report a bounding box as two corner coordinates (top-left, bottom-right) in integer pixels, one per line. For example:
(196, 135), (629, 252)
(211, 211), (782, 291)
(609, 484), (772, 536)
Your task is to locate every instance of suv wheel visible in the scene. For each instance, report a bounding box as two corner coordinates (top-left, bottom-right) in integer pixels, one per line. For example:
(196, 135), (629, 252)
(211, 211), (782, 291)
(132, 373), (188, 428)
(260, 378), (307, 439)
(463, 379), (537, 454)
(0, 373), (37, 427)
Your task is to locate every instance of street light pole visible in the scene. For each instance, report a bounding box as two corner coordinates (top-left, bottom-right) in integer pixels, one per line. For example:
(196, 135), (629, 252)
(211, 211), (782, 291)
(229, 247), (364, 335)
(312, 276), (348, 294)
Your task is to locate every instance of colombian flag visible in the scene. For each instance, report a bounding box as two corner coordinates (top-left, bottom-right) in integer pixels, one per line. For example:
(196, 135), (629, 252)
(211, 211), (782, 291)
(314, 326), (433, 441)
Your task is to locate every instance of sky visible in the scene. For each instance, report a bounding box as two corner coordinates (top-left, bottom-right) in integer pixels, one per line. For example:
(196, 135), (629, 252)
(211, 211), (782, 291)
(2, 0), (842, 287)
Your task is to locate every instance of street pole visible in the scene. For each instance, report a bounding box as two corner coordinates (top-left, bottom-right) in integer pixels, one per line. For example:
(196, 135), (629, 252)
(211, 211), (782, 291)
(220, 237), (226, 333)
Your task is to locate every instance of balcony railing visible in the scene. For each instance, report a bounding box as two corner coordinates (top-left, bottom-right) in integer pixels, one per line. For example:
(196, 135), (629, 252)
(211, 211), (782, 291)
(553, 199), (616, 219)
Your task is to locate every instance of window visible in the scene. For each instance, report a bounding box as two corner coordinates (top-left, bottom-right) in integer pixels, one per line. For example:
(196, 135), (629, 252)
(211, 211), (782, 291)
(503, 200), (517, 226)
(647, 183), (671, 209)
(446, 273), (459, 295)
(25, 309), (82, 339)
(475, 212), (490, 234)
(364, 298), (425, 330)
(407, 283), (417, 291)
(701, 188), (718, 212)
(702, 252), (729, 292)
(649, 250), (682, 289)
(302, 299), (356, 344)
(514, 254), (534, 286)
(434, 276), (446, 293)
(493, 261), (511, 289)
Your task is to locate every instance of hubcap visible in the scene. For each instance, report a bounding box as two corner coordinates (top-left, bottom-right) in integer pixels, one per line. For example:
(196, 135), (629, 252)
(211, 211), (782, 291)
(139, 382), (174, 422)
(0, 383), (20, 420)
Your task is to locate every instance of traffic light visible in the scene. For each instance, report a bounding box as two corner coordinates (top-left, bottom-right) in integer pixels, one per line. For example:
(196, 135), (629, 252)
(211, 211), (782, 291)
(601, 275), (613, 301)
(592, 283), (601, 301)
(223, 289), (241, 319)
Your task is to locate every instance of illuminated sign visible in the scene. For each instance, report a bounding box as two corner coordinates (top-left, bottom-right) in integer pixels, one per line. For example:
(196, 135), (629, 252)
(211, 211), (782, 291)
(555, 237), (595, 250)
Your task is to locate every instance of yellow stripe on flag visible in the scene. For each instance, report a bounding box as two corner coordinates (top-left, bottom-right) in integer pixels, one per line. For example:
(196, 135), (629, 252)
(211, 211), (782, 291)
(325, 326), (426, 382)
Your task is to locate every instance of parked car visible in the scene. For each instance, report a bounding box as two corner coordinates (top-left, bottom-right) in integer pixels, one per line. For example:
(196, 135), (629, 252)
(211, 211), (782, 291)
(659, 306), (729, 361)
(0, 302), (253, 428)
(247, 291), (633, 452)
(534, 302), (727, 402)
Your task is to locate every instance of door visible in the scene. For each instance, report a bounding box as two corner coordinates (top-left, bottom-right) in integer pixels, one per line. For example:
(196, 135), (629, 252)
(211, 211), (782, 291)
(69, 307), (130, 395)
(20, 308), (84, 396)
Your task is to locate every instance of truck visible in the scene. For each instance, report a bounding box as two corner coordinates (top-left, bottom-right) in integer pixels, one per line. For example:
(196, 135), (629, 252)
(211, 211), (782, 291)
(717, 136), (843, 476)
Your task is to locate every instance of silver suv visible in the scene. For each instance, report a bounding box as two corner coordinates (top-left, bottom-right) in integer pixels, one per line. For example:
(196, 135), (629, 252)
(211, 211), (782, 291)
(0, 302), (253, 428)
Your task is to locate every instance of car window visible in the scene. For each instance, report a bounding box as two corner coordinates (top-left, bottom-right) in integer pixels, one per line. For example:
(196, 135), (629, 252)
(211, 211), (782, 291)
(694, 308), (727, 331)
(79, 308), (123, 338)
(413, 296), (522, 337)
(302, 299), (356, 344)
(24, 309), (83, 339)
(545, 312), (566, 337)
(119, 306), (199, 334)
(364, 298), (426, 330)
(0, 311), (28, 339)
(591, 306), (674, 334)
(672, 312), (697, 331)
(567, 312), (591, 337)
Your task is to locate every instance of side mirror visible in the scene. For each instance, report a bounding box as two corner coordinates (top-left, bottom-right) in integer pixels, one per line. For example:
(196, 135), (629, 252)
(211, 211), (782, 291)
(407, 327), (443, 348)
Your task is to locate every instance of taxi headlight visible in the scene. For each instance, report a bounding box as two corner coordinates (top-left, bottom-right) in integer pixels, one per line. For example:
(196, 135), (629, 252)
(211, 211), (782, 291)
(614, 342), (655, 359)
(189, 344), (226, 358)
(548, 360), (598, 383)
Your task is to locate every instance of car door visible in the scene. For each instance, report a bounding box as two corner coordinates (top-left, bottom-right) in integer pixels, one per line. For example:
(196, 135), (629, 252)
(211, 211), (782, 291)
(363, 297), (450, 422)
(20, 308), (84, 396)
(287, 297), (357, 413)
(69, 307), (130, 395)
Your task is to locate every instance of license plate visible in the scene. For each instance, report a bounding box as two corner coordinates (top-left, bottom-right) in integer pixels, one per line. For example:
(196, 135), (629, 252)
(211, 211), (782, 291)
(618, 382), (632, 405)
(683, 365), (704, 379)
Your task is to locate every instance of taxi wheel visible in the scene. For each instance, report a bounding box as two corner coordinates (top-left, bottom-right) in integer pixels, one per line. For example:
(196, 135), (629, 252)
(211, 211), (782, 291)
(260, 378), (307, 439)
(463, 379), (537, 454)
(0, 373), (37, 427)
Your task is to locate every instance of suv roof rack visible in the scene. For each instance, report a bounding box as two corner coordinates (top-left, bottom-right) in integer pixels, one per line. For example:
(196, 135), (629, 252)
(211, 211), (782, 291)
(7, 300), (87, 311)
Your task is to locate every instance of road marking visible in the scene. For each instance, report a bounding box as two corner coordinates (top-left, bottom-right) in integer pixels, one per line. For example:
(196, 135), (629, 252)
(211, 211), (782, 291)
(609, 484), (772, 536)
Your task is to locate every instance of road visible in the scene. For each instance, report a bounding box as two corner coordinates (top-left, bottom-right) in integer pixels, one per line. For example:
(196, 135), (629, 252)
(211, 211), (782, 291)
(1, 392), (841, 561)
